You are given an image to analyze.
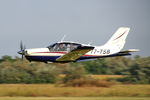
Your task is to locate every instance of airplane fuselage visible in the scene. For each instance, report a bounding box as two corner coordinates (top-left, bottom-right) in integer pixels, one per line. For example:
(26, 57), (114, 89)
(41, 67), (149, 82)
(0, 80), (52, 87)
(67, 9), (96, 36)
(24, 44), (130, 63)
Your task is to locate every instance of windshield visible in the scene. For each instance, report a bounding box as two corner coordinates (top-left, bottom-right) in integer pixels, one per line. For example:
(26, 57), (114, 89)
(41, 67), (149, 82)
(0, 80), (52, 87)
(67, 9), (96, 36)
(47, 43), (81, 52)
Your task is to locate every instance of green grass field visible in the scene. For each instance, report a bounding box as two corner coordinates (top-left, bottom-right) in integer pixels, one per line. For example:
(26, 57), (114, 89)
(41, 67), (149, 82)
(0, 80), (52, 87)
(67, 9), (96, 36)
(0, 84), (149, 97)
(0, 97), (149, 100)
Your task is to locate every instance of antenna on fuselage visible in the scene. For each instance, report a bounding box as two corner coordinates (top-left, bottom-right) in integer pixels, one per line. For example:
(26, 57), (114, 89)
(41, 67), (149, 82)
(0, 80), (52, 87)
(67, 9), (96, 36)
(88, 40), (93, 45)
(60, 35), (66, 42)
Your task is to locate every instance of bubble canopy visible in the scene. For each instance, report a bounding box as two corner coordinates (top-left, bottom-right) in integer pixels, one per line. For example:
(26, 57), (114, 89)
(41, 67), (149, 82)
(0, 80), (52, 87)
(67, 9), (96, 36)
(47, 42), (81, 52)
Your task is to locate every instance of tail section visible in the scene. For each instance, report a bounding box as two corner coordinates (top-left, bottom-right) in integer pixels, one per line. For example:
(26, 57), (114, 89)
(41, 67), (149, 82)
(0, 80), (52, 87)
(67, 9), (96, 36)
(104, 27), (130, 52)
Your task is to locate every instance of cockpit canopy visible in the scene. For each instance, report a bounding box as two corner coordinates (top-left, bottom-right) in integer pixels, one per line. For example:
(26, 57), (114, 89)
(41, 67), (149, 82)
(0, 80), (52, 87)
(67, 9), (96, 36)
(47, 42), (81, 52)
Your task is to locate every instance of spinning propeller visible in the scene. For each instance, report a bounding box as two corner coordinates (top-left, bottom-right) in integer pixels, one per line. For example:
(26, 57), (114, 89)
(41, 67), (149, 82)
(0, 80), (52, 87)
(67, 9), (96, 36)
(18, 41), (26, 60)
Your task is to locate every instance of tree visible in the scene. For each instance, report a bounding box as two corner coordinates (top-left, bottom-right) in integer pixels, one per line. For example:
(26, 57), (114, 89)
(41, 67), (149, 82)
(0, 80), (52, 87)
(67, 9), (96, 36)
(118, 56), (150, 84)
(81, 59), (108, 74)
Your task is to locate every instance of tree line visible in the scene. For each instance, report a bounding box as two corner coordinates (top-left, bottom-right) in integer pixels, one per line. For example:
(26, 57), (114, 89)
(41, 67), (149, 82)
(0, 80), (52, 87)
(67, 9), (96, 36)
(0, 55), (149, 84)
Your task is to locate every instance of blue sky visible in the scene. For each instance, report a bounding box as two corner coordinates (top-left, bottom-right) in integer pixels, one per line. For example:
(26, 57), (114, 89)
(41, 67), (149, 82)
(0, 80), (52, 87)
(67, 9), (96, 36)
(0, 0), (150, 57)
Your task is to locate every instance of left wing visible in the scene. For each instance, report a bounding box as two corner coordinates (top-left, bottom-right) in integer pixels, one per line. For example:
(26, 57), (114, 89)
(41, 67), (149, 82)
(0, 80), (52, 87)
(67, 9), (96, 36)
(56, 46), (94, 62)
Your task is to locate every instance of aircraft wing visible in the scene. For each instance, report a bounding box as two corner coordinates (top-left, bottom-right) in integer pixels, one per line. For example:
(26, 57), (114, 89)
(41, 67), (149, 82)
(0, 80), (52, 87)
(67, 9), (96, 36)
(56, 46), (94, 62)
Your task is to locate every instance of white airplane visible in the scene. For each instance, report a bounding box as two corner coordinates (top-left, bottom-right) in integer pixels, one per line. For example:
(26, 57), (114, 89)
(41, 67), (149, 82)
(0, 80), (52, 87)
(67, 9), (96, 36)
(18, 27), (139, 63)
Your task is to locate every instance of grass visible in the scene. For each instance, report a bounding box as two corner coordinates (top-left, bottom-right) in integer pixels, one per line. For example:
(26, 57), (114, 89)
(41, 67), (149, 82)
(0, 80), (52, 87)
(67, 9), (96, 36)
(0, 84), (149, 97)
(0, 97), (149, 100)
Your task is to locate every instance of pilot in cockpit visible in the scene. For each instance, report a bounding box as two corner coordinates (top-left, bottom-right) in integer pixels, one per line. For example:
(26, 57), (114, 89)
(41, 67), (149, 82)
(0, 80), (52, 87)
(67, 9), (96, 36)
(58, 43), (66, 51)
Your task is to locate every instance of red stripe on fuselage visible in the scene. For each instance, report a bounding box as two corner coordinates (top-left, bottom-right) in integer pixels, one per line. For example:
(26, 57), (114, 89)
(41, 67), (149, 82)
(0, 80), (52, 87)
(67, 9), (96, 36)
(32, 52), (67, 54)
(31, 52), (102, 57)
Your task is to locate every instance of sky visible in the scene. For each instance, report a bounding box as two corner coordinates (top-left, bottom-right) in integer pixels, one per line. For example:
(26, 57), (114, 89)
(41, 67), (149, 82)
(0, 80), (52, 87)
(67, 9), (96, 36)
(0, 0), (150, 57)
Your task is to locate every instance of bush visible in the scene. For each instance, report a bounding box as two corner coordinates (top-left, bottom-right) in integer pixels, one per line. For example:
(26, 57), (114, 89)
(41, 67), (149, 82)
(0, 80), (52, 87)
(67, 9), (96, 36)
(62, 65), (86, 83)
(63, 77), (114, 87)
(0, 59), (60, 84)
(59, 65), (114, 87)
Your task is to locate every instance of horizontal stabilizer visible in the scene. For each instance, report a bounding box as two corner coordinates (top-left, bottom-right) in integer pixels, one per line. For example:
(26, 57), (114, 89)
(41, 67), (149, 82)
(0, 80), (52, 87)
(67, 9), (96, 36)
(119, 49), (140, 53)
(118, 49), (140, 55)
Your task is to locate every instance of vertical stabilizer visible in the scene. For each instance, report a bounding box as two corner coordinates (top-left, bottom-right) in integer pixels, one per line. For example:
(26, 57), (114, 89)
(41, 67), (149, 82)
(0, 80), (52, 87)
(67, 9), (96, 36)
(105, 27), (130, 52)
